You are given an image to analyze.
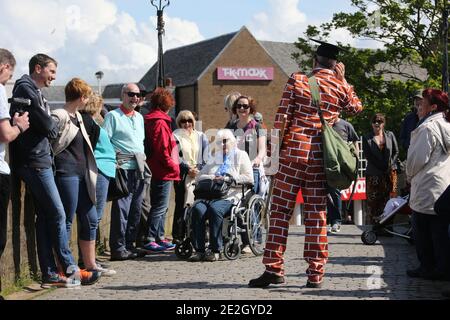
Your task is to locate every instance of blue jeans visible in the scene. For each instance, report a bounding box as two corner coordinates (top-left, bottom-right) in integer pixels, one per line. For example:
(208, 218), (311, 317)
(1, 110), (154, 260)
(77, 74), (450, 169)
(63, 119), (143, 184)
(110, 170), (145, 253)
(146, 179), (172, 243)
(252, 168), (260, 194)
(95, 171), (110, 223)
(55, 175), (98, 241)
(326, 187), (342, 225)
(191, 199), (233, 253)
(16, 167), (76, 279)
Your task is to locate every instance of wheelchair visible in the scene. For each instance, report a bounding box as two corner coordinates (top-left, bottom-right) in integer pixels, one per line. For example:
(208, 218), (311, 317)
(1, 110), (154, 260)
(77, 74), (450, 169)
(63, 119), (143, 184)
(175, 183), (268, 261)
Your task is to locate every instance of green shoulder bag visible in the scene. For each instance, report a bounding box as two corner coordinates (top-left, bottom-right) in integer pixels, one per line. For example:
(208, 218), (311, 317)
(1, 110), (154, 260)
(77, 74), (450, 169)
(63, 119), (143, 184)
(308, 76), (358, 190)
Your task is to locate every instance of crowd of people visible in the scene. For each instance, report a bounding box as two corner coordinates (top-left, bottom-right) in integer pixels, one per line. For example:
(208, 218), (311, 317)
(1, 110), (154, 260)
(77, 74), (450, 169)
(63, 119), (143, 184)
(0, 43), (449, 297)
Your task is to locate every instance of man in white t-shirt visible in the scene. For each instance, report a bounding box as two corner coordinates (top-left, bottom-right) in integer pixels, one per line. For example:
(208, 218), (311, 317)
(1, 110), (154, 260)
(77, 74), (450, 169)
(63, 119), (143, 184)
(0, 48), (29, 274)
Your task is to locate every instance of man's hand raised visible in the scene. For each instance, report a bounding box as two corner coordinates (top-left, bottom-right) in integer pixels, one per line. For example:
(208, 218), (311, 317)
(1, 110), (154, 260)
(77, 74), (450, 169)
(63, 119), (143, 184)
(335, 62), (345, 81)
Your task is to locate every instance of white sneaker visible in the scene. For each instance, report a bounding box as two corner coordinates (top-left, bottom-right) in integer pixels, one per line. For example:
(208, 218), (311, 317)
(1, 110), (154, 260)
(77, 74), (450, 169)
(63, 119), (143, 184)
(241, 245), (252, 254)
(96, 264), (117, 277)
(330, 223), (341, 233)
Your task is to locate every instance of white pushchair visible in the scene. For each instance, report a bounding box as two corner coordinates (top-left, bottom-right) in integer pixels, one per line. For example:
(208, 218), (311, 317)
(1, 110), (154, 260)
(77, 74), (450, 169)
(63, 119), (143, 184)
(361, 195), (413, 245)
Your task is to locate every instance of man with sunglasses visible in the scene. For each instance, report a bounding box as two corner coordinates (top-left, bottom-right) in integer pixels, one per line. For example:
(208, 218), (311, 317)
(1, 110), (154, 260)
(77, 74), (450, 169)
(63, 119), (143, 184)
(103, 83), (147, 261)
(249, 40), (363, 289)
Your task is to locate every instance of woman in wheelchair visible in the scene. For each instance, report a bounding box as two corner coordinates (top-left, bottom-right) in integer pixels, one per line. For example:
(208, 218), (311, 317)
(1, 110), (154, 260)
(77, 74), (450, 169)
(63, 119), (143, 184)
(189, 129), (253, 262)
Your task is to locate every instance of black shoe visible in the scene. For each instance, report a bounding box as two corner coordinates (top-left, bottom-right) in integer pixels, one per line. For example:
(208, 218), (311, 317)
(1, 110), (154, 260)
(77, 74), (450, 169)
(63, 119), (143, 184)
(306, 280), (322, 288)
(110, 250), (138, 261)
(406, 267), (426, 278)
(127, 247), (148, 258)
(80, 269), (101, 286)
(248, 272), (285, 288)
(78, 261), (85, 269)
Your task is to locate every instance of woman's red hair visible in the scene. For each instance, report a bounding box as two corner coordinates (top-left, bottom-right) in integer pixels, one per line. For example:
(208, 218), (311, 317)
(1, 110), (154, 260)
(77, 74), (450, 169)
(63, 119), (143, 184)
(422, 89), (450, 122)
(150, 87), (175, 112)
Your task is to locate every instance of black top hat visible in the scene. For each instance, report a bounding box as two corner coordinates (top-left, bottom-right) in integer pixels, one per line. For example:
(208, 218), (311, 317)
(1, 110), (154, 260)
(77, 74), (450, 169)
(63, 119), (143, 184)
(310, 38), (347, 60)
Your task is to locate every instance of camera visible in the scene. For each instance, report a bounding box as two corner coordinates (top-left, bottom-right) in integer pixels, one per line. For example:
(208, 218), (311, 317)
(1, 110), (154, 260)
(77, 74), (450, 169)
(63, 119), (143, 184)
(8, 97), (31, 116)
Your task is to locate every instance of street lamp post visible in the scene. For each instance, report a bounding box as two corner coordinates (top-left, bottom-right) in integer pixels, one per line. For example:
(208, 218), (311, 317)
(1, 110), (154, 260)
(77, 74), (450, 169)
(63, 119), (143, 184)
(95, 71), (104, 96)
(441, 0), (448, 95)
(151, 0), (170, 89)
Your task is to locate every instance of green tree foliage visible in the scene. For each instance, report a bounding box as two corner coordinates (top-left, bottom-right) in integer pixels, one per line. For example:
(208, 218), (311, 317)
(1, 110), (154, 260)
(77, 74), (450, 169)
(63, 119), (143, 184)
(293, 0), (448, 155)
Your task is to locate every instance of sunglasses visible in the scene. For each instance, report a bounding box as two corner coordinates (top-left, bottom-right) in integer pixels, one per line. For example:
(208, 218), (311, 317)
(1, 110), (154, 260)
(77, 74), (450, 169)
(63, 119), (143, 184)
(126, 92), (140, 98)
(237, 104), (250, 109)
(180, 119), (193, 124)
(216, 139), (228, 145)
(372, 120), (384, 124)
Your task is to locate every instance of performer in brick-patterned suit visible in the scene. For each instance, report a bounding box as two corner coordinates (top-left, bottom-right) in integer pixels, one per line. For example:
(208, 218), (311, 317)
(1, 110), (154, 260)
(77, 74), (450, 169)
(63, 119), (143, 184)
(249, 40), (363, 288)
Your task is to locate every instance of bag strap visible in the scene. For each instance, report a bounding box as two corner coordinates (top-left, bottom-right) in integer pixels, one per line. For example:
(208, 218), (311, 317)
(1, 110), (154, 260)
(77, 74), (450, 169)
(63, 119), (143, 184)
(307, 74), (325, 126)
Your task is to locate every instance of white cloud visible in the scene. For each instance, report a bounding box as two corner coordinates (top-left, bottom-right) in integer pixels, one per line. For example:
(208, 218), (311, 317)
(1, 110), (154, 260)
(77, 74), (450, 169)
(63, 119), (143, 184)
(328, 28), (357, 47)
(0, 0), (204, 85)
(248, 0), (382, 50)
(248, 0), (307, 42)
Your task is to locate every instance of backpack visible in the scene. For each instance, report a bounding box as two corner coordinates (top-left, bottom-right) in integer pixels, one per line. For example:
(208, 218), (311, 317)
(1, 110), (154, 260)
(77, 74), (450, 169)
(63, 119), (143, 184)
(308, 76), (358, 190)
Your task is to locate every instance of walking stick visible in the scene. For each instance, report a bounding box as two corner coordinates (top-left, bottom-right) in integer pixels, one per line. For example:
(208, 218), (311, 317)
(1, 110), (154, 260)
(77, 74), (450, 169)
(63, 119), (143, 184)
(264, 114), (288, 215)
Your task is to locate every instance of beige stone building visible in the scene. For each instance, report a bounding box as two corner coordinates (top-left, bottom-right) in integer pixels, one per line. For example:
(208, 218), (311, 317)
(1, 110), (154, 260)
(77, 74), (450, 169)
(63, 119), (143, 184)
(140, 26), (300, 131)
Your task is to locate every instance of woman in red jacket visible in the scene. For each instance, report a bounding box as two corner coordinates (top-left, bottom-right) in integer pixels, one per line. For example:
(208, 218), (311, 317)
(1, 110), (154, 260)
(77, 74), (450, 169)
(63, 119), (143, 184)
(143, 87), (180, 252)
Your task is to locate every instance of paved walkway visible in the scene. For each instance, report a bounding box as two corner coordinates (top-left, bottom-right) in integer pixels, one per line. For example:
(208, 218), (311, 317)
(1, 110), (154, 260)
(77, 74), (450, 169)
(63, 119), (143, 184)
(33, 225), (447, 300)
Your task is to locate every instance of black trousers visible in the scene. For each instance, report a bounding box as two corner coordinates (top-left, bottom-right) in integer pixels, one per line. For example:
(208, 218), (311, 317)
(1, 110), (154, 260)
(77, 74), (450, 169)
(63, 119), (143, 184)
(172, 179), (186, 241)
(0, 174), (10, 259)
(411, 211), (450, 276)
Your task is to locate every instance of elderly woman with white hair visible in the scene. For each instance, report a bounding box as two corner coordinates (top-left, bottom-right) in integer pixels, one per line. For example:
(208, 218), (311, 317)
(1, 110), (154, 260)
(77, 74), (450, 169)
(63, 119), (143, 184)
(189, 129), (253, 262)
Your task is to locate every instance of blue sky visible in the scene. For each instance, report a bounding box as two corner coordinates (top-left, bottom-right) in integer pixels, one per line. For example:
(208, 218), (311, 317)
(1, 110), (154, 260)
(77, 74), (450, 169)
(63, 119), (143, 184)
(1, 0), (360, 84)
(116, 0), (355, 39)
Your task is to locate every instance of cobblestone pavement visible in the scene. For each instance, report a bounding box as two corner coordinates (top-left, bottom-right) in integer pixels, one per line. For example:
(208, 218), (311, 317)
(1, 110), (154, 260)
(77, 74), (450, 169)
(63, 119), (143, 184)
(35, 225), (448, 300)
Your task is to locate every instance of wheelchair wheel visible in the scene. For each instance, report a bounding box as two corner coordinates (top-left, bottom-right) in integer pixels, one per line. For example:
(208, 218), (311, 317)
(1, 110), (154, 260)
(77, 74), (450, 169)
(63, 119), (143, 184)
(245, 195), (267, 256)
(175, 240), (193, 260)
(361, 230), (377, 245)
(223, 239), (241, 260)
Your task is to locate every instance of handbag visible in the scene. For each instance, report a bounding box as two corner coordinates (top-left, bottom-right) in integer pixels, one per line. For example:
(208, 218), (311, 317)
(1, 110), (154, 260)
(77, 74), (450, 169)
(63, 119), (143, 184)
(308, 76), (358, 190)
(107, 168), (129, 201)
(193, 178), (233, 200)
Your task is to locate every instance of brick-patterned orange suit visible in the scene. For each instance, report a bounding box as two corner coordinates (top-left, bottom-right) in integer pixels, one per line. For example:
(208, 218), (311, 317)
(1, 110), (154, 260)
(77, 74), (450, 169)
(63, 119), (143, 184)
(263, 68), (363, 284)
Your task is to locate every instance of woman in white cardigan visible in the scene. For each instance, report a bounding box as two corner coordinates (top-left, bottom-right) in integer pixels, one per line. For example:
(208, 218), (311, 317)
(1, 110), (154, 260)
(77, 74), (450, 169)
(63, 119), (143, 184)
(406, 88), (450, 281)
(189, 129), (253, 262)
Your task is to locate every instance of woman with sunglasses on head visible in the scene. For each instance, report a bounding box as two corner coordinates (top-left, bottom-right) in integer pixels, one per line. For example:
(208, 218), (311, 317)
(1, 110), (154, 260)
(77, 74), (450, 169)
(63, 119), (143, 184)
(172, 110), (208, 244)
(225, 95), (267, 254)
(226, 96), (267, 193)
(406, 89), (450, 282)
(362, 113), (399, 225)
